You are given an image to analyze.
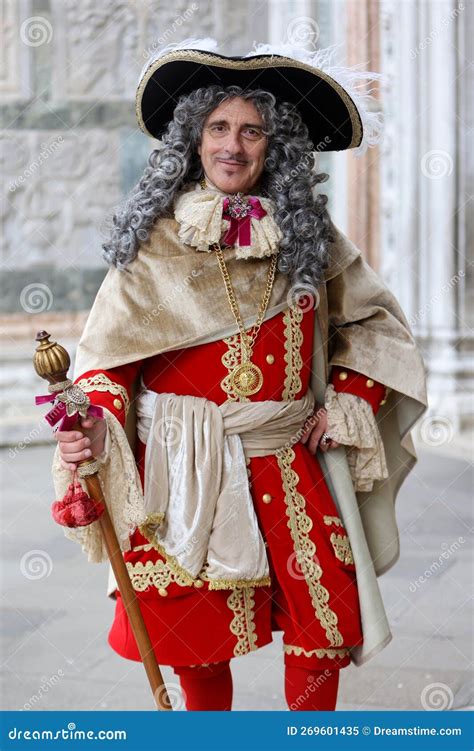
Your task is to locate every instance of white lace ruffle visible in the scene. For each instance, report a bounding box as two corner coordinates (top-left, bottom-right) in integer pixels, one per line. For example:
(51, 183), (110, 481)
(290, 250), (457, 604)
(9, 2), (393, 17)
(173, 183), (282, 260)
(324, 384), (389, 492)
(51, 408), (146, 563)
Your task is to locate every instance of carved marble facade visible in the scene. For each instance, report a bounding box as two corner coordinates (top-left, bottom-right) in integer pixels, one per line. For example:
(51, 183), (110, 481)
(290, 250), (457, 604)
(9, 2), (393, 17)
(1, 0), (472, 442)
(379, 0), (473, 431)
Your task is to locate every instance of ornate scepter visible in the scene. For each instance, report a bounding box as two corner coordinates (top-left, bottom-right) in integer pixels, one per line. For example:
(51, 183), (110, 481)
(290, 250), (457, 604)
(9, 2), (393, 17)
(33, 331), (171, 711)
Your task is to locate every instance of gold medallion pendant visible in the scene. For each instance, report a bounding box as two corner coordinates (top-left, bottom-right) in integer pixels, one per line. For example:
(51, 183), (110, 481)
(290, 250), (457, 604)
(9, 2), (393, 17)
(230, 360), (264, 397)
(212, 238), (278, 398)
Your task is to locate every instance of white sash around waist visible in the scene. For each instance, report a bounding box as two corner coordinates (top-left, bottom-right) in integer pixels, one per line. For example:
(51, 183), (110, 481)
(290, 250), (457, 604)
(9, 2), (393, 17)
(135, 384), (316, 587)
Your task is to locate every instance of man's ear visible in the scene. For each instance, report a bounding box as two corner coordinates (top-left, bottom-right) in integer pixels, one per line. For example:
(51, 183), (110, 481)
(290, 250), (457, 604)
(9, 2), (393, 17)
(197, 143), (201, 156)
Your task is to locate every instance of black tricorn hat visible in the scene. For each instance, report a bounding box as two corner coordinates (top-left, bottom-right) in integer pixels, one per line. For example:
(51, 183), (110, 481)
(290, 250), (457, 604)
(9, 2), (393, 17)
(136, 39), (383, 155)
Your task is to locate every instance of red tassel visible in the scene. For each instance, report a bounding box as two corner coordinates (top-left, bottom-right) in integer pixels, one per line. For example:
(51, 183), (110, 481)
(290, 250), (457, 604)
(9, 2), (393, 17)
(52, 471), (104, 527)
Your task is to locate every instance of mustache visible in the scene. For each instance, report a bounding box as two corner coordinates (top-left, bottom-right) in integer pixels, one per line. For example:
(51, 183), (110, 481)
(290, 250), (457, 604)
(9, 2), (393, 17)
(216, 156), (248, 164)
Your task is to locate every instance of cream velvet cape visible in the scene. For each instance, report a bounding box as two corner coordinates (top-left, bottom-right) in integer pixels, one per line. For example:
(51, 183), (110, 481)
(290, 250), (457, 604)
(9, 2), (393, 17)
(53, 215), (427, 666)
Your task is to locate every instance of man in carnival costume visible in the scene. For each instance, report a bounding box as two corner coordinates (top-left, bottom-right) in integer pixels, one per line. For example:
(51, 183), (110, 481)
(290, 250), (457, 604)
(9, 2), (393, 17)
(52, 39), (427, 711)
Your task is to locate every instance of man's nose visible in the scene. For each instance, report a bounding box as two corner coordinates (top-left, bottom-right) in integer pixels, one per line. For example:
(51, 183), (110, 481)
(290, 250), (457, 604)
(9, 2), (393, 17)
(223, 130), (245, 156)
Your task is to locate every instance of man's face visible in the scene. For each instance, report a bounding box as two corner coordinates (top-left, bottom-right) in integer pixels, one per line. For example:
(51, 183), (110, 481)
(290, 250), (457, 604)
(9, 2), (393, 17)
(197, 97), (268, 194)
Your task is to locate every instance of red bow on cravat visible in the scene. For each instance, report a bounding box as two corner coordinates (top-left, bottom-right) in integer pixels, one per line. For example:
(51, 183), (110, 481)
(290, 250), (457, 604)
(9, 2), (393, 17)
(222, 194), (267, 247)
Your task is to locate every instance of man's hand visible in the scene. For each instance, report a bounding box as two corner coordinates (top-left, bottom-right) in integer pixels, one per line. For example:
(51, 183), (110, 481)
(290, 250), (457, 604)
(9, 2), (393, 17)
(54, 415), (107, 471)
(300, 405), (340, 454)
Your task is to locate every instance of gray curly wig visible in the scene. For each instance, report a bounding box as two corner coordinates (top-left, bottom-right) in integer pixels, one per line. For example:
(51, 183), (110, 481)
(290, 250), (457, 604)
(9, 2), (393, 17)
(102, 85), (335, 289)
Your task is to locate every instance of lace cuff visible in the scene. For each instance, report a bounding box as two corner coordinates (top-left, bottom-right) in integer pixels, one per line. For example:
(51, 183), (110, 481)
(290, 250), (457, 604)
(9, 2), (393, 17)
(51, 408), (146, 563)
(324, 384), (389, 492)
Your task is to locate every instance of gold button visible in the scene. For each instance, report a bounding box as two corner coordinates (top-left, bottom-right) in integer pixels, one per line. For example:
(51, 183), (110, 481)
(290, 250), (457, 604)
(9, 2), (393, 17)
(338, 371), (348, 381)
(380, 399), (387, 406)
(366, 379), (374, 388)
(194, 580), (204, 588)
(264, 541), (269, 548)
(158, 587), (168, 597)
(262, 493), (272, 504)
(266, 354), (275, 364)
(113, 398), (122, 409)
(246, 457), (251, 466)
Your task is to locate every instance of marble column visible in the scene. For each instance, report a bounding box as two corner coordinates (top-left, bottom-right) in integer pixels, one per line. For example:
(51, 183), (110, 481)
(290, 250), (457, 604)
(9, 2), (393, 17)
(345, 0), (381, 269)
(380, 0), (473, 433)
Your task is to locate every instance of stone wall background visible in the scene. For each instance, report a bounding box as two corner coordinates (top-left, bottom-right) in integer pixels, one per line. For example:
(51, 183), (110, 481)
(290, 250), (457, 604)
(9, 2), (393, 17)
(1, 0), (472, 446)
(1, 0), (268, 314)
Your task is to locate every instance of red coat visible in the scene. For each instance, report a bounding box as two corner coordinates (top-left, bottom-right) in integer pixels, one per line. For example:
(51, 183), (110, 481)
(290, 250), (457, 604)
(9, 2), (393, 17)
(75, 302), (386, 670)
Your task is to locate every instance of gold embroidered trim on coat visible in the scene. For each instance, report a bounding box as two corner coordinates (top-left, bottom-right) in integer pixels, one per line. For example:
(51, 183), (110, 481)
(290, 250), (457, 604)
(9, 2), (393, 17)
(323, 516), (354, 565)
(139, 513), (165, 539)
(126, 558), (191, 592)
(220, 332), (250, 402)
(329, 533), (354, 566)
(227, 587), (258, 656)
(201, 573), (272, 590)
(323, 515), (343, 527)
(282, 304), (304, 400)
(75, 373), (130, 414)
(221, 304), (304, 402)
(138, 522), (202, 588)
(276, 445), (344, 647)
(139, 516), (270, 591)
(130, 543), (154, 553)
(284, 644), (350, 659)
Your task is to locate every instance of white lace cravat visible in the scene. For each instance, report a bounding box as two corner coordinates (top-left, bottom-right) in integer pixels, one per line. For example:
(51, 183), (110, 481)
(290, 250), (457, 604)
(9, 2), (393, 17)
(173, 177), (283, 260)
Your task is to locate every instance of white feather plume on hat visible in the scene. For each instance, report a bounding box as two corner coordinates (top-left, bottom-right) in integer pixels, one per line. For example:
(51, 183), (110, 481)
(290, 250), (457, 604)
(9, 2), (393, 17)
(139, 37), (384, 157)
(246, 41), (384, 157)
(139, 37), (220, 80)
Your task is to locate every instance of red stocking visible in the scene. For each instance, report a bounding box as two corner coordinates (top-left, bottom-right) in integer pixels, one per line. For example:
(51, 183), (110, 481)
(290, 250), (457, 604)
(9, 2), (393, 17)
(172, 660), (233, 711)
(285, 665), (340, 711)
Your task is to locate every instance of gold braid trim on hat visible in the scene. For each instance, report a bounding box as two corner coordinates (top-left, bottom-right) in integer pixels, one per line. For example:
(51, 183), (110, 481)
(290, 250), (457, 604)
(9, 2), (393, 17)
(136, 50), (362, 148)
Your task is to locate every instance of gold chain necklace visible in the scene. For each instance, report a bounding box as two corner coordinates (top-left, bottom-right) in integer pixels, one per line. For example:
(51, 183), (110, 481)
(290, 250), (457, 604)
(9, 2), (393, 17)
(199, 177), (278, 397)
(213, 241), (277, 396)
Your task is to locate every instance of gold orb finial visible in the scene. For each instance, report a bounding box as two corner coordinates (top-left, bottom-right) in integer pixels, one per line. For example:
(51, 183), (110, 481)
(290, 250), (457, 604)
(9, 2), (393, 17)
(33, 331), (71, 384)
